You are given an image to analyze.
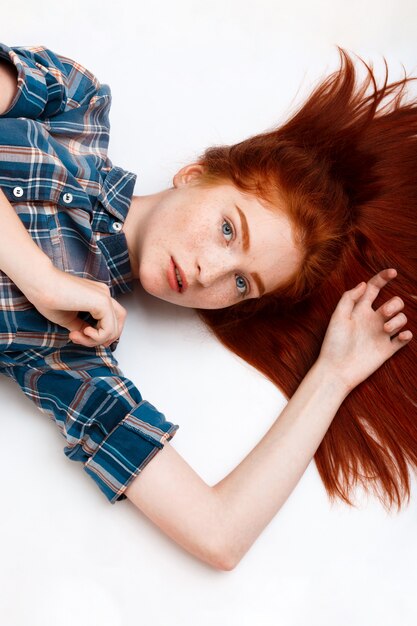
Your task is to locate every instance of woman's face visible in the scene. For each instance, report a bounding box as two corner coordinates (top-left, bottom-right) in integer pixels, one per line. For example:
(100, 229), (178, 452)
(133, 165), (301, 310)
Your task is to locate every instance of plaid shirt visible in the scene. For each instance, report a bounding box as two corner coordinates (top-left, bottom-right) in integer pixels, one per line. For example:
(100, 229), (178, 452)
(0, 43), (179, 502)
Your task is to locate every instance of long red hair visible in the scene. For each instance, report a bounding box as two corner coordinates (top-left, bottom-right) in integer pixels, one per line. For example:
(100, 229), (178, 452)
(197, 49), (417, 510)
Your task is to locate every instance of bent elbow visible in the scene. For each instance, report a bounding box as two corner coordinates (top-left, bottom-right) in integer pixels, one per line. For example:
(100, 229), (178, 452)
(185, 526), (240, 571)
(205, 535), (242, 571)
(207, 548), (238, 571)
(218, 554), (239, 571)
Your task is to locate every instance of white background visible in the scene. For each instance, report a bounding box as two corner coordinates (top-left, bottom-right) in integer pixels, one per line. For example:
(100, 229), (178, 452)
(1, 1), (416, 625)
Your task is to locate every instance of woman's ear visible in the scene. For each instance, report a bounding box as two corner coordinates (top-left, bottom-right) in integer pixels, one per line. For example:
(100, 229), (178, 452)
(173, 163), (205, 188)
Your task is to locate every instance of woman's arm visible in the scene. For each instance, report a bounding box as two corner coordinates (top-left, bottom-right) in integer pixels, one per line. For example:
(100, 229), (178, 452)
(0, 187), (126, 347)
(126, 362), (346, 570)
(0, 47), (125, 347)
(125, 270), (412, 570)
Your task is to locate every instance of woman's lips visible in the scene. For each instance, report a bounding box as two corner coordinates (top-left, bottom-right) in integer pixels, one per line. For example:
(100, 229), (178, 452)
(168, 257), (188, 293)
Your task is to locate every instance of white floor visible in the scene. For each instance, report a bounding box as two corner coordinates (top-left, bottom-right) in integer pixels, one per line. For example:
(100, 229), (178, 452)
(1, 1), (417, 624)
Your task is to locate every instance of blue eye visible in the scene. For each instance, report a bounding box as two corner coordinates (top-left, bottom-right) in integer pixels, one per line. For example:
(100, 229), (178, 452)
(235, 275), (248, 296)
(222, 220), (248, 297)
(222, 220), (233, 242)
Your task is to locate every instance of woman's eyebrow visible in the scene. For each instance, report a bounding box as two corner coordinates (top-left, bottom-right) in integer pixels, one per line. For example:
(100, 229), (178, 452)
(251, 272), (266, 296)
(235, 204), (250, 251)
(235, 204), (266, 296)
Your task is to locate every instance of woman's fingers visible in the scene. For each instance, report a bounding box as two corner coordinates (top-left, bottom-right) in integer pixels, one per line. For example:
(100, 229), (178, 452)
(334, 281), (367, 317)
(67, 321), (94, 346)
(71, 298), (126, 348)
(99, 302), (127, 347)
(359, 268), (397, 306)
(83, 303), (118, 344)
(335, 268), (398, 320)
(112, 299), (127, 335)
(378, 296), (405, 320)
(383, 312), (407, 336)
(389, 329), (413, 351)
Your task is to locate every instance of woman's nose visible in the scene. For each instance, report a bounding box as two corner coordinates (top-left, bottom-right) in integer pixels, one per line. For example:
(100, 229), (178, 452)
(197, 252), (235, 288)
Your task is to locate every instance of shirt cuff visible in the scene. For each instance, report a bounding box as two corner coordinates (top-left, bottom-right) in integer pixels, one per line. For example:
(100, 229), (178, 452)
(83, 400), (179, 503)
(0, 43), (64, 119)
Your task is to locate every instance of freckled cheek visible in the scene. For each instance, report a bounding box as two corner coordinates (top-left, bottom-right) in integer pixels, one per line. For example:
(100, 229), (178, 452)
(188, 227), (209, 247)
(165, 214), (208, 250)
(199, 285), (233, 309)
(182, 231), (213, 262)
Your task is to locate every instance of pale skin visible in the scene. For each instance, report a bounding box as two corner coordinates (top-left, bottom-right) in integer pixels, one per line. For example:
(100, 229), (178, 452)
(0, 65), (413, 569)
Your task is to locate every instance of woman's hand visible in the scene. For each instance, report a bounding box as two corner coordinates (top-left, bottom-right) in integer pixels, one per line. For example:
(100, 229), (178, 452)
(317, 268), (412, 393)
(26, 265), (127, 348)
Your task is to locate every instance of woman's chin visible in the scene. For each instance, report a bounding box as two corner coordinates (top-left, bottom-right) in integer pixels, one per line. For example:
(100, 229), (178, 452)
(138, 267), (159, 296)
(138, 277), (178, 306)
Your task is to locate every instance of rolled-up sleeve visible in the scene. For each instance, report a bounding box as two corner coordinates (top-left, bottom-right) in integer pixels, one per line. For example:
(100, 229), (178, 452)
(4, 343), (179, 503)
(0, 42), (100, 120)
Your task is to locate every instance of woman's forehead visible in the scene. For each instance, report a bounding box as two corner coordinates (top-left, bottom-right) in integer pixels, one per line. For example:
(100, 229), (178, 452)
(239, 196), (302, 293)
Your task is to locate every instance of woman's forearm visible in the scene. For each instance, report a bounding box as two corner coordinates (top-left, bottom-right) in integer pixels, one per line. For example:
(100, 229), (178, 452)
(212, 361), (349, 566)
(0, 187), (54, 296)
(125, 360), (349, 570)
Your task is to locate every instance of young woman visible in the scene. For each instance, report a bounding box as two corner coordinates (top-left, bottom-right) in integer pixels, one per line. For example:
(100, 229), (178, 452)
(0, 43), (415, 570)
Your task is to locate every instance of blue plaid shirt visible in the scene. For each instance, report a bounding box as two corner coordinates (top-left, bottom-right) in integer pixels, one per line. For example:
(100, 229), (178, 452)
(0, 43), (179, 502)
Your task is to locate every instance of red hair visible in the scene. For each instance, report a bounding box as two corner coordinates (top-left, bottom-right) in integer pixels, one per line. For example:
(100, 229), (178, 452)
(197, 49), (417, 510)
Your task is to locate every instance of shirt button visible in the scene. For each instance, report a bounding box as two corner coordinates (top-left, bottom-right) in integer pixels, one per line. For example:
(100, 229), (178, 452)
(13, 186), (24, 198)
(63, 192), (73, 204)
(111, 221), (123, 233)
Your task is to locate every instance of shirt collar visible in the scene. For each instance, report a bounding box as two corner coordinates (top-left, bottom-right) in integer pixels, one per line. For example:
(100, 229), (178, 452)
(96, 232), (134, 297)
